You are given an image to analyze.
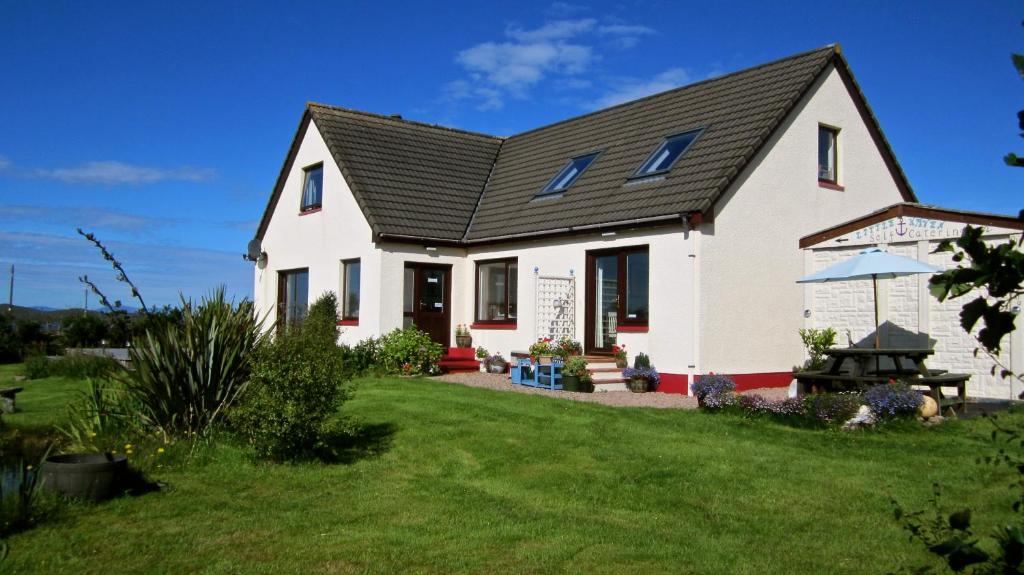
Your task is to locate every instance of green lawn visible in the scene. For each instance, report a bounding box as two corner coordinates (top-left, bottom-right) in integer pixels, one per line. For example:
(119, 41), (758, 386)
(1, 369), (1019, 574)
(0, 364), (91, 431)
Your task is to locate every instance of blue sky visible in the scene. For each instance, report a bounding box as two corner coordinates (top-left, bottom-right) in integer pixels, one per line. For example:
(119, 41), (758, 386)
(0, 1), (1020, 309)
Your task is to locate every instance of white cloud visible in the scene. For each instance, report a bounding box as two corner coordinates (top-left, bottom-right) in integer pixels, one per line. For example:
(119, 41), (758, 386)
(446, 16), (657, 111)
(588, 68), (691, 109)
(545, 2), (588, 18)
(29, 161), (215, 185)
(0, 204), (172, 232)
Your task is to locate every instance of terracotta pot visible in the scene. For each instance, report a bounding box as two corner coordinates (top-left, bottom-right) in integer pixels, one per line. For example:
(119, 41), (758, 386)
(455, 335), (472, 348)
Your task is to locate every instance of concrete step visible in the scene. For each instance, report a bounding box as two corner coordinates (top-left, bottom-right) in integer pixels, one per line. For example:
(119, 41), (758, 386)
(591, 372), (626, 382)
(594, 382), (628, 392)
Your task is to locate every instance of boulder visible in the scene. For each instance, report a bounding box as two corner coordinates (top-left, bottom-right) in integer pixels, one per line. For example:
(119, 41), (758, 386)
(918, 395), (938, 418)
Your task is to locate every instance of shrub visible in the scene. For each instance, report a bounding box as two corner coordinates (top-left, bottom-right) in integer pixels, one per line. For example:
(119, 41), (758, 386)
(57, 380), (150, 450)
(348, 337), (381, 375)
(633, 353), (652, 370)
(377, 327), (442, 375)
(622, 366), (660, 388)
(61, 314), (109, 348)
(529, 338), (553, 358)
(798, 327), (837, 371)
(474, 346), (489, 360)
(809, 392), (863, 422)
(693, 374), (736, 402)
(117, 288), (264, 438)
(23, 354), (120, 380)
(232, 293), (351, 461)
(865, 383), (923, 419)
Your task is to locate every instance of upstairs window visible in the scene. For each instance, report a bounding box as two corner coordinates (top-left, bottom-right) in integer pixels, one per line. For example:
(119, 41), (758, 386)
(342, 259), (360, 320)
(476, 258), (518, 323)
(539, 152), (600, 196)
(818, 125), (839, 183)
(301, 164), (323, 211)
(633, 129), (702, 177)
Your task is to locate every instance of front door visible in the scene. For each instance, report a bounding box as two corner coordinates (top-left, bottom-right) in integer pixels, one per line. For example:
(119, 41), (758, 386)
(404, 263), (451, 347)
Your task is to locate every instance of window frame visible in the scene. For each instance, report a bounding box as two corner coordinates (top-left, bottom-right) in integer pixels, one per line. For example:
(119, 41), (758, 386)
(537, 151), (602, 197)
(300, 162), (324, 212)
(473, 257), (518, 325)
(630, 128), (704, 179)
(587, 245), (649, 328)
(276, 267), (309, 329)
(341, 258), (360, 322)
(818, 124), (840, 185)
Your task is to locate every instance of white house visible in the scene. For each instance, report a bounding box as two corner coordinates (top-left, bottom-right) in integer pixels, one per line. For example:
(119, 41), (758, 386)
(251, 44), (923, 393)
(801, 203), (1023, 399)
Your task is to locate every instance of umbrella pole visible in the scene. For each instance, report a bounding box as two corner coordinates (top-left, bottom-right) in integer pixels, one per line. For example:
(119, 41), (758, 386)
(873, 274), (880, 376)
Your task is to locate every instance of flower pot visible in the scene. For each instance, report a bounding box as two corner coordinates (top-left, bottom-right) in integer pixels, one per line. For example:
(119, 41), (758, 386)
(479, 362), (488, 373)
(41, 453), (128, 502)
(627, 377), (649, 393)
(562, 374), (580, 391)
(615, 358), (628, 369)
(488, 362), (507, 374)
(455, 335), (472, 348)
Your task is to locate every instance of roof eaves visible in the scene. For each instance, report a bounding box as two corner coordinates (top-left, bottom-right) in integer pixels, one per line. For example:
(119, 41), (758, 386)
(255, 110), (314, 241)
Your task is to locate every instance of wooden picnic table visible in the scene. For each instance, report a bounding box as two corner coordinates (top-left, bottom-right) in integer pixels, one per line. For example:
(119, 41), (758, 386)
(795, 347), (970, 414)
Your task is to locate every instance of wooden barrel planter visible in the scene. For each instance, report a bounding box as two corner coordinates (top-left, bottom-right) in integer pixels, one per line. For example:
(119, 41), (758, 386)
(41, 453), (127, 502)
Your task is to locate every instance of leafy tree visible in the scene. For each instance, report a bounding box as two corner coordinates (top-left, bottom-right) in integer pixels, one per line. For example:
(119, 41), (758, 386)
(61, 314), (109, 348)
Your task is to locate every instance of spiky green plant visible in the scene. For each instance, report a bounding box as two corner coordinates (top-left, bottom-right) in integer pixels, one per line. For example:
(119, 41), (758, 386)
(56, 380), (152, 450)
(117, 287), (265, 438)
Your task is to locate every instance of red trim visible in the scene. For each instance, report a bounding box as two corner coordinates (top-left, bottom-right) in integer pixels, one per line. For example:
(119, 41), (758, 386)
(337, 319), (358, 326)
(616, 325), (648, 333)
(299, 206), (322, 215)
(657, 373), (689, 394)
(818, 180), (845, 191)
(470, 322), (517, 330)
(693, 371), (794, 393)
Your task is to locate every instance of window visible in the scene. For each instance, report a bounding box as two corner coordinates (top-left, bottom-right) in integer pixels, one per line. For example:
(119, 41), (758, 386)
(301, 164), (323, 211)
(475, 258), (518, 322)
(818, 125), (838, 183)
(539, 152), (600, 196)
(277, 269), (309, 327)
(633, 129), (702, 177)
(342, 259), (360, 320)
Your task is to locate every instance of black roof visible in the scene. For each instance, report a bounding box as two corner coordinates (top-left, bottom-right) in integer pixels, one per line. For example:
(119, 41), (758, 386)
(257, 45), (915, 244)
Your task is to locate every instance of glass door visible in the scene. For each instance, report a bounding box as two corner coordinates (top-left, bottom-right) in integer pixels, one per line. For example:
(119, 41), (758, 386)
(589, 254), (619, 352)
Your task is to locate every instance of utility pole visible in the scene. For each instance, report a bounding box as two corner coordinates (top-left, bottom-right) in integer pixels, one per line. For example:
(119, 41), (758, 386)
(6, 265), (12, 312)
(84, 285), (89, 315)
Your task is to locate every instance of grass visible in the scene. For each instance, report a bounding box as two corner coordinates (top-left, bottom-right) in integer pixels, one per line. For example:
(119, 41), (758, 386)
(0, 369), (1020, 574)
(0, 364), (91, 431)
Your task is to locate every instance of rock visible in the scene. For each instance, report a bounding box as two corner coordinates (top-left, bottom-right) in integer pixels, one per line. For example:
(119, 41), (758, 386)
(842, 405), (876, 431)
(918, 395), (938, 418)
(922, 415), (945, 427)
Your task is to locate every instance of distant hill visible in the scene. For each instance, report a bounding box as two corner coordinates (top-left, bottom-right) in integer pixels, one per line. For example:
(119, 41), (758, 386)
(3, 305), (107, 325)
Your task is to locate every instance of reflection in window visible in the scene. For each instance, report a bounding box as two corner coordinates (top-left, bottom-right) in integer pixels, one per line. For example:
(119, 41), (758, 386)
(301, 164), (323, 210)
(633, 130), (701, 177)
(342, 259), (360, 319)
(476, 259), (518, 322)
(278, 269), (309, 327)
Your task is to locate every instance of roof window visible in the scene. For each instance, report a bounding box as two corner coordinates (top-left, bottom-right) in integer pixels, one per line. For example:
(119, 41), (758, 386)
(538, 152), (600, 196)
(632, 129), (702, 177)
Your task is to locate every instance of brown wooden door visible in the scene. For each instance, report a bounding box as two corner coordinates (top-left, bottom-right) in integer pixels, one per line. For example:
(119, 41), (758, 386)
(404, 263), (451, 347)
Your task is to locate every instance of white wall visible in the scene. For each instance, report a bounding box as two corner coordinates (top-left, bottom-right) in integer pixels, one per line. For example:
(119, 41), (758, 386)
(699, 64), (908, 375)
(464, 225), (695, 376)
(254, 120), (381, 345)
(805, 222), (1024, 399)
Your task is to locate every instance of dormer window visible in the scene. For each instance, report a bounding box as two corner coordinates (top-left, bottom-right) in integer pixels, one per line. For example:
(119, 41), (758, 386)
(301, 164), (323, 211)
(633, 129), (702, 177)
(818, 125), (839, 183)
(538, 152), (600, 196)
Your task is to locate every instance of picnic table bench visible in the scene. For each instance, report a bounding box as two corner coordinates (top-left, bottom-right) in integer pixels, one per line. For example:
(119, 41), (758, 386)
(794, 347), (970, 414)
(0, 386), (24, 414)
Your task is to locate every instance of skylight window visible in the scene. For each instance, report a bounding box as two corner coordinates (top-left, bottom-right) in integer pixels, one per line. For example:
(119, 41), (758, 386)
(633, 129), (702, 177)
(539, 152), (600, 196)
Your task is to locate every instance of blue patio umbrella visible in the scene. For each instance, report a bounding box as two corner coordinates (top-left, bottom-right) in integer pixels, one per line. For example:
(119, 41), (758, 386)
(797, 247), (940, 349)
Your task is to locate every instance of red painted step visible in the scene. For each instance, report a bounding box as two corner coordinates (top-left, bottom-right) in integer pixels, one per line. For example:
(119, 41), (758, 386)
(445, 347), (477, 360)
(439, 347), (481, 373)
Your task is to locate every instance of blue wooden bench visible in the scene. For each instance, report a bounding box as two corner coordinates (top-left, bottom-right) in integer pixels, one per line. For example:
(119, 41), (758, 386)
(512, 358), (563, 391)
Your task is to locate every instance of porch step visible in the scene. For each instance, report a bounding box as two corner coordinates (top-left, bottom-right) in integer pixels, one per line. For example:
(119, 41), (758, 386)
(439, 347), (480, 373)
(594, 382), (628, 392)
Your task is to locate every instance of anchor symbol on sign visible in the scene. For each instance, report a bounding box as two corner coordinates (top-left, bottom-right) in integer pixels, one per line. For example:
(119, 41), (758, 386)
(895, 217), (907, 236)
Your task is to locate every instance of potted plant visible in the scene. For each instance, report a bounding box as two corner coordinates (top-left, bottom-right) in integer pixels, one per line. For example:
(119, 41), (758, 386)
(622, 352), (660, 393)
(612, 344), (628, 368)
(475, 346), (489, 372)
(455, 324), (472, 348)
(529, 338), (554, 364)
(562, 356), (593, 392)
(555, 336), (582, 358)
(486, 353), (508, 374)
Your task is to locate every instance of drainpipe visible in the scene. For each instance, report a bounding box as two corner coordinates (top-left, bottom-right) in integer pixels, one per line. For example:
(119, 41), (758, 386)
(686, 213), (702, 395)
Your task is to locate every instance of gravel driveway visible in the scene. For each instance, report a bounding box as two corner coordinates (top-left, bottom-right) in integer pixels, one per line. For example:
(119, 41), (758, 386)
(433, 372), (793, 409)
